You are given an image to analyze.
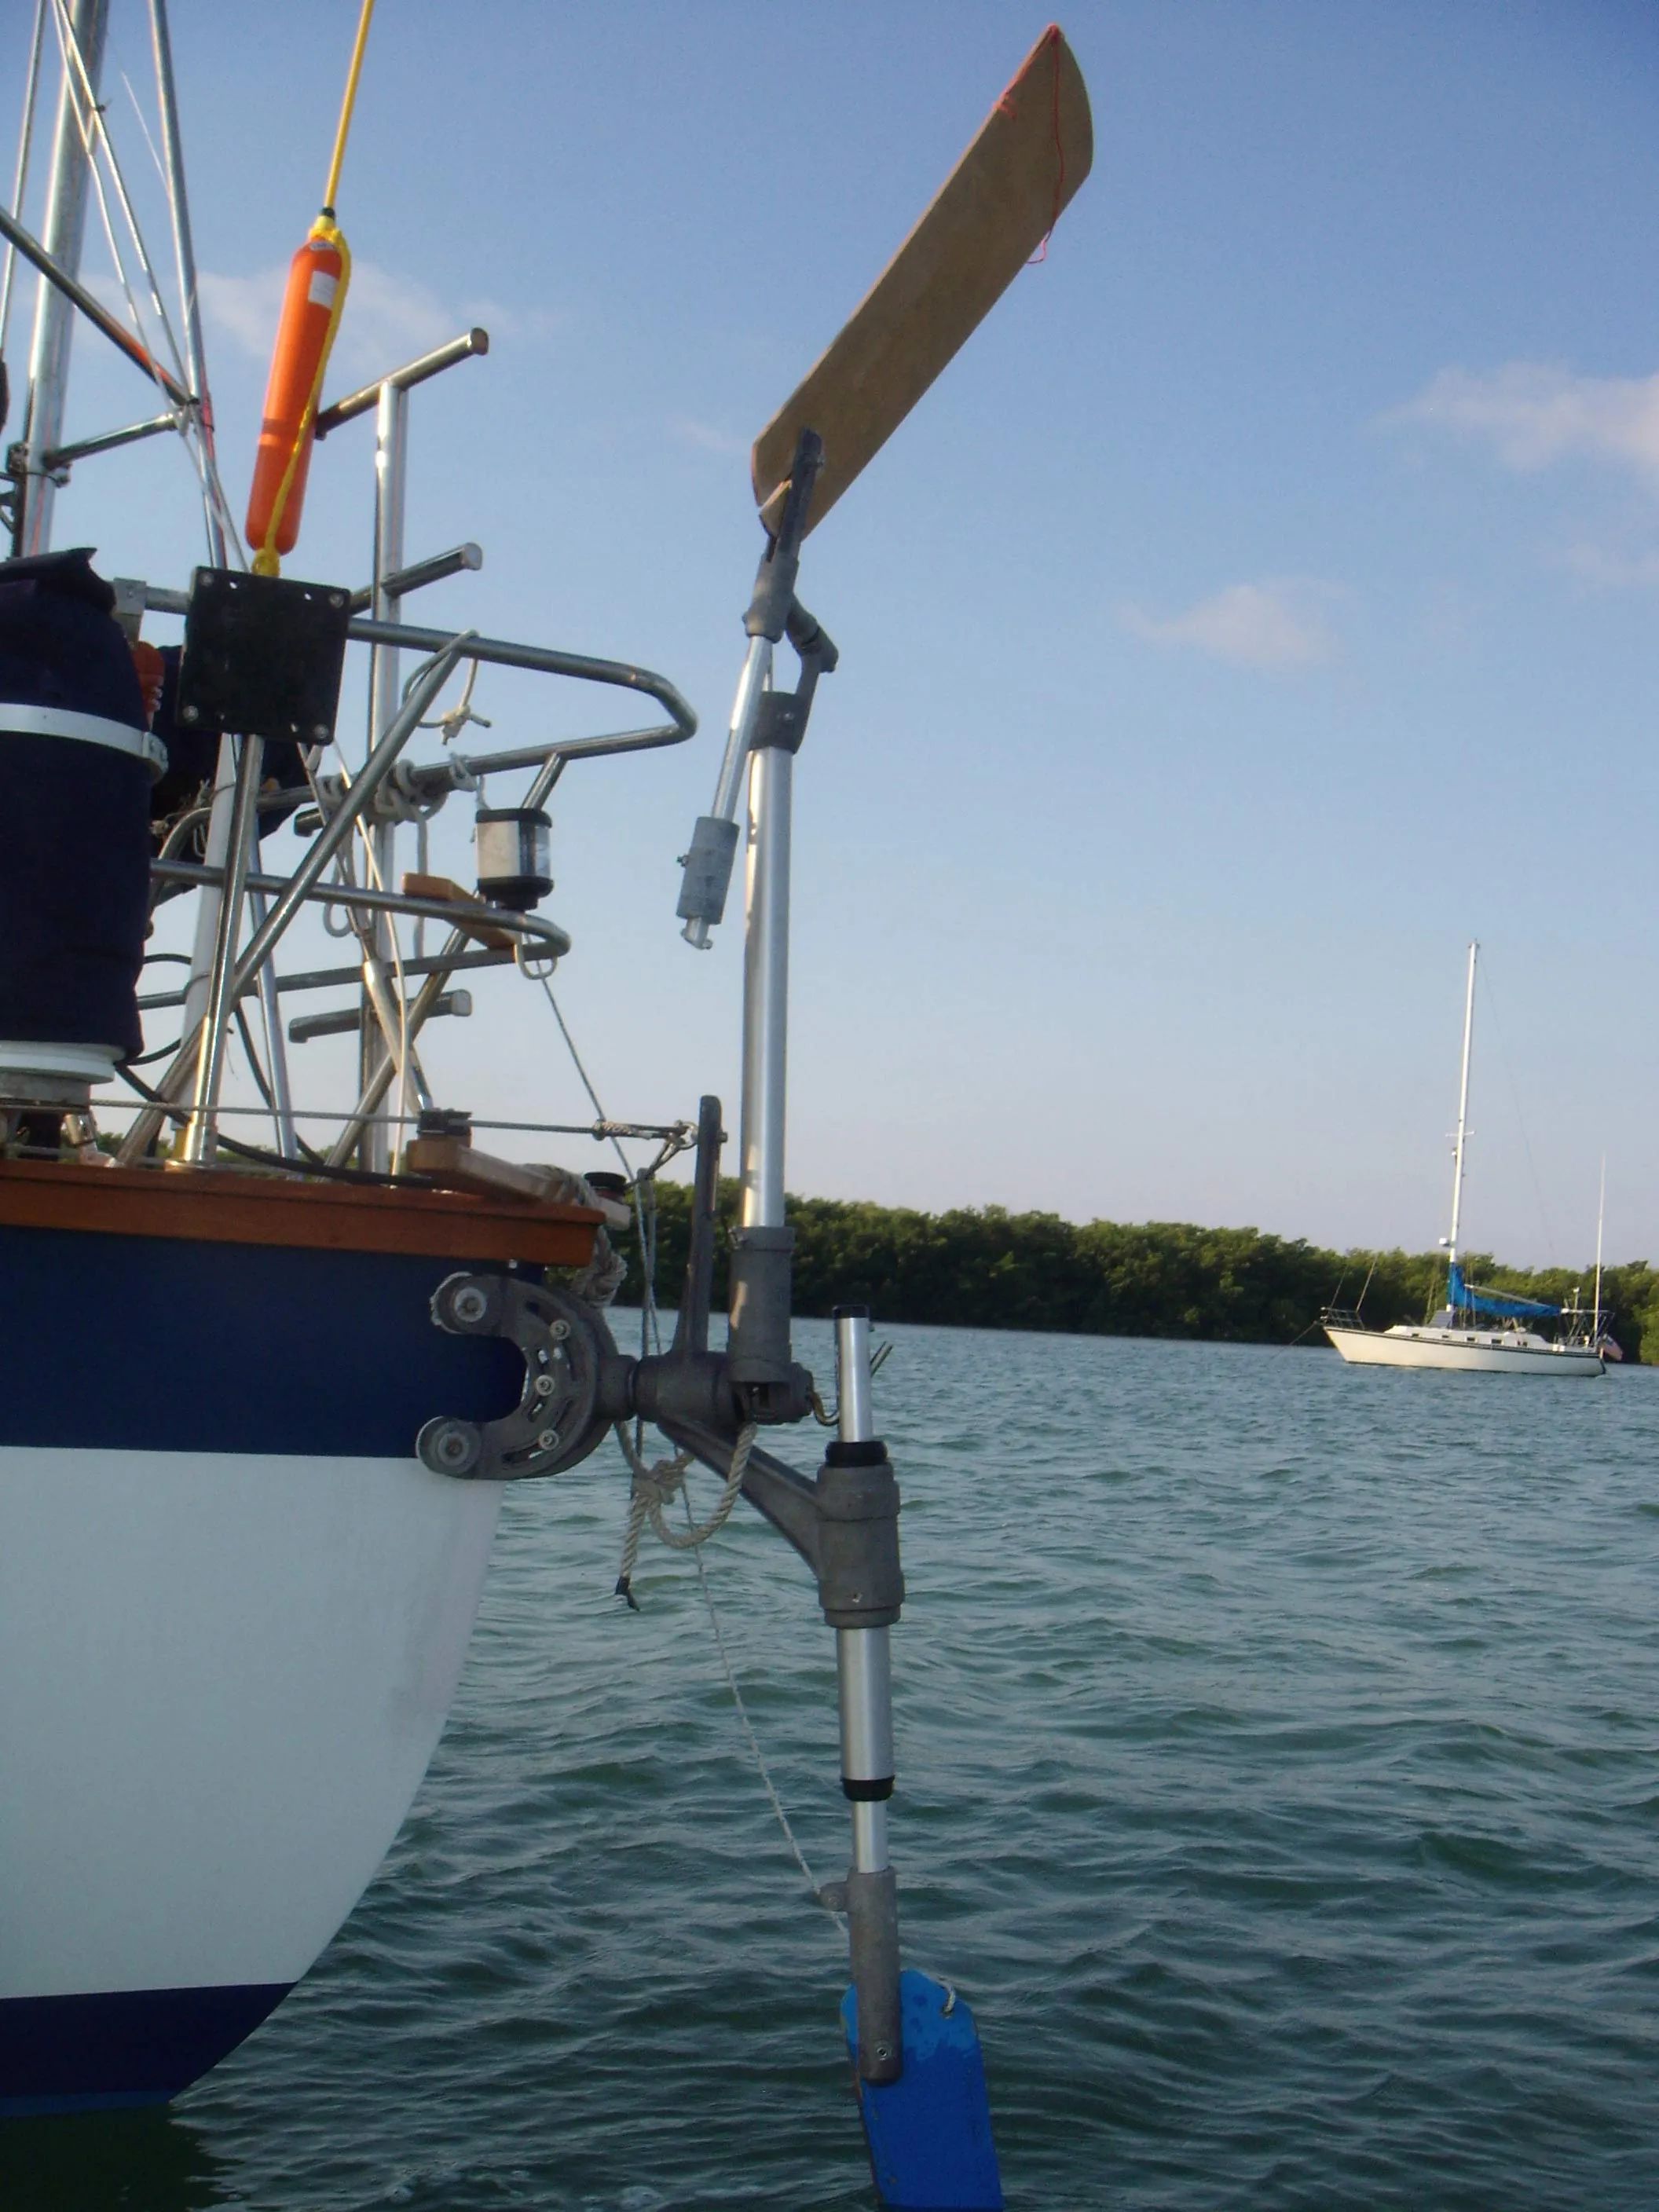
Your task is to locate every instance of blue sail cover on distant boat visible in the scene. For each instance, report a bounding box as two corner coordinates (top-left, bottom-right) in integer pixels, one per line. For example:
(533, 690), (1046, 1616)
(1446, 1262), (1558, 1320)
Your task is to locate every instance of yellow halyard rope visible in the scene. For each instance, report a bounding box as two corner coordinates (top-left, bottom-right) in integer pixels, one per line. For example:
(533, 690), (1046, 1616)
(251, 0), (376, 576)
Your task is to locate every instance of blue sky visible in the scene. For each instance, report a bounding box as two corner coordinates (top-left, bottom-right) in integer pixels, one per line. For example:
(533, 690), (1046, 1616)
(13, 2), (1659, 1266)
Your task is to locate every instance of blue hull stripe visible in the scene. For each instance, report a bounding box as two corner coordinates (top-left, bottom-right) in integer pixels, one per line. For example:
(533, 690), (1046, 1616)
(0, 1222), (526, 1456)
(0, 1982), (291, 2112)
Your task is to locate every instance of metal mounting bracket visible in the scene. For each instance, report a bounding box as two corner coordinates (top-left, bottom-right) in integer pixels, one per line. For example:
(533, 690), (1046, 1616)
(417, 1272), (619, 1480)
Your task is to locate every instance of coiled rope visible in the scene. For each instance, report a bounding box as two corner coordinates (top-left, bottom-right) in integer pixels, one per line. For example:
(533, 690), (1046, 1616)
(613, 1420), (757, 1610)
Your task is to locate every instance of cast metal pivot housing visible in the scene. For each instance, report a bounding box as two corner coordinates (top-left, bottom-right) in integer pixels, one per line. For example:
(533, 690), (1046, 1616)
(417, 1272), (620, 1480)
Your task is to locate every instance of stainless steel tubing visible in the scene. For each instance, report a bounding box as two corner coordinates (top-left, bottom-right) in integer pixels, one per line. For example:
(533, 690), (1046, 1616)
(346, 541), (482, 613)
(361, 379), (408, 1172)
(313, 329), (489, 438)
(181, 733), (264, 1164)
(346, 618), (698, 738)
(139, 589), (698, 749)
(42, 409), (178, 469)
(116, 644), (467, 1163)
(137, 947), (509, 1013)
(739, 740), (792, 1230)
(148, 859), (570, 958)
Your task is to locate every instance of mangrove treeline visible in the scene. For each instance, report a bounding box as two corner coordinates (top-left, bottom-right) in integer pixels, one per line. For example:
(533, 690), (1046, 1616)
(614, 1181), (1658, 1361)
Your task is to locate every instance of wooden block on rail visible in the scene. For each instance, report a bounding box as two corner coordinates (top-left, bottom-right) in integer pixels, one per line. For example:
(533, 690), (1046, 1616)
(401, 871), (515, 951)
(405, 1136), (631, 1228)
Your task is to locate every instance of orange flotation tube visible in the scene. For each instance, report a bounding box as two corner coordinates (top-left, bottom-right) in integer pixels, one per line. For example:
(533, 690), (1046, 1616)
(244, 217), (349, 573)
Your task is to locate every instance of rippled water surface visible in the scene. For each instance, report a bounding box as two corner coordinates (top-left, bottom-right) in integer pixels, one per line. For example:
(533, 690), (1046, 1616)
(13, 1325), (1659, 2208)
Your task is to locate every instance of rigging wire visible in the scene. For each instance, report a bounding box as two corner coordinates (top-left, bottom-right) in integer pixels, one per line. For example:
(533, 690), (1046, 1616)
(1477, 955), (1560, 1265)
(45, 0), (238, 558)
(0, 0), (49, 357)
(526, 987), (844, 1939)
(51, 0), (191, 397)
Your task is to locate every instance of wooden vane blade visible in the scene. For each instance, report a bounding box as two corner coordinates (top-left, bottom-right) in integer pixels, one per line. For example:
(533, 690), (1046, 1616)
(752, 24), (1093, 538)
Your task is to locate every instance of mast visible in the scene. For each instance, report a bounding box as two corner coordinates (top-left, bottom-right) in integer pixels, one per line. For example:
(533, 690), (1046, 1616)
(16, 0), (109, 555)
(1594, 1154), (1606, 1338)
(1446, 939), (1478, 1269)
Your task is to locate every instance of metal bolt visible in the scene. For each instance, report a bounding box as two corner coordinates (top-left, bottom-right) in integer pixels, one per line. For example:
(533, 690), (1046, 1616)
(328, 591), (346, 608)
(533, 1374), (555, 1397)
(312, 723), (330, 742)
(550, 1318), (571, 1342)
(179, 703), (198, 723)
(536, 1428), (560, 1452)
(450, 1283), (489, 1326)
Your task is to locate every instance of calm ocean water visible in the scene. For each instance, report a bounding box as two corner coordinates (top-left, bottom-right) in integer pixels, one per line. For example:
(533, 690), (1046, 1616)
(12, 1322), (1659, 2210)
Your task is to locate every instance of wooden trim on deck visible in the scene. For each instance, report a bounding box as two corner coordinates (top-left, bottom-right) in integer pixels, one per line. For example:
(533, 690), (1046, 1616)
(0, 1157), (602, 1265)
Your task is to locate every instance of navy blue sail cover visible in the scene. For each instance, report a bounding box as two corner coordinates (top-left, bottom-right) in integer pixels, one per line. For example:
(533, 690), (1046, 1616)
(0, 548), (150, 1060)
(1446, 1261), (1558, 1320)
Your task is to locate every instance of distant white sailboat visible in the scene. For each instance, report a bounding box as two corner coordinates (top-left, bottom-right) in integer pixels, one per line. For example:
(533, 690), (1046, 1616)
(1324, 943), (1605, 1377)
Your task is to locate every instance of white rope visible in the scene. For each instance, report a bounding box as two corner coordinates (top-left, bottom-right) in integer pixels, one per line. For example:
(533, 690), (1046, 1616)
(613, 1420), (756, 1600)
(687, 1512), (844, 1934)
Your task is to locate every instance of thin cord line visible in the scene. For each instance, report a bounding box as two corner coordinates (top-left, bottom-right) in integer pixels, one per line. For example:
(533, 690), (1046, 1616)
(1478, 958), (1559, 1265)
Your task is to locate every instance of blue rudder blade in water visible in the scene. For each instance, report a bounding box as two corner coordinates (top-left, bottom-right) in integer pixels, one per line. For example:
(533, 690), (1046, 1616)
(842, 1969), (1004, 2211)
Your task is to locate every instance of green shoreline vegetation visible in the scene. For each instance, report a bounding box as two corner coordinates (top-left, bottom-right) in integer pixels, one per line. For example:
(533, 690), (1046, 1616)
(621, 1183), (1658, 1362)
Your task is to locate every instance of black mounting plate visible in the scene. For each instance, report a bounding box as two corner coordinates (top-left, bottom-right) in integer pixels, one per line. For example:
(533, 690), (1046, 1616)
(176, 567), (351, 745)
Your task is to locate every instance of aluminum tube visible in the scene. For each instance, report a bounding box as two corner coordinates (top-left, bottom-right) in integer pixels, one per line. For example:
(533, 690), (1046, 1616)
(346, 541), (481, 612)
(42, 408), (178, 468)
(313, 328), (489, 438)
(17, 0), (108, 554)
(837, 1632), (895, 1799)
(116, 644), (466, 1163)
(247, 888), (297, 1154)
(714, 638), (772, 822)
(833, 1309), (895, 1876)
(360, 379), (408, 1173)
(181, 733), (263, 1163)
(837, 1308), (874, 1443)
(684, 637), (773, 951)
(738, 742), (791, 1229)
(851, 1801), (890, 1870)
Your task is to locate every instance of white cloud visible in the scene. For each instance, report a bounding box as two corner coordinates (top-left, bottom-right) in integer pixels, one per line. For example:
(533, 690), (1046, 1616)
(671, 416), (745, 457)
(1558, 541), (1659, 590)
(1118, 580), (1339, 670)
(1390, 363), (1659, 479)
(200, 260), (459, 379)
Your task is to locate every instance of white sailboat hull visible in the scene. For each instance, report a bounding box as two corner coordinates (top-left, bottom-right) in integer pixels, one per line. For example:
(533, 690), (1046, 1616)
(0, 1444), (504, 2108)
(1324, 1325), (1603, 1376)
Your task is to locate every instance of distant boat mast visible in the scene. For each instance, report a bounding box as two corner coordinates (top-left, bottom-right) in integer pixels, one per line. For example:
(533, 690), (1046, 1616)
(1594, 1153), (1606, 1339)
(1445, 939), (1478, 1269)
